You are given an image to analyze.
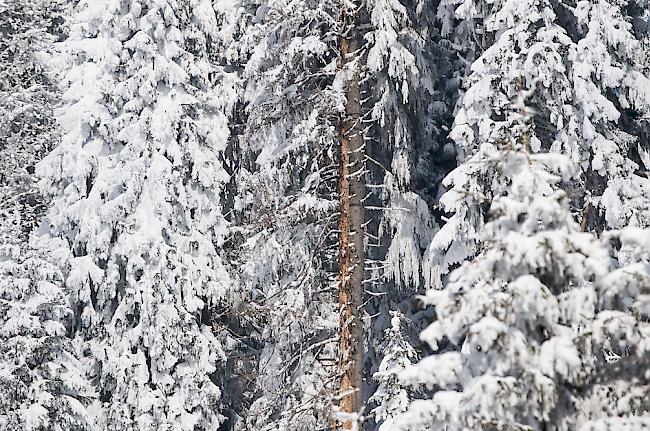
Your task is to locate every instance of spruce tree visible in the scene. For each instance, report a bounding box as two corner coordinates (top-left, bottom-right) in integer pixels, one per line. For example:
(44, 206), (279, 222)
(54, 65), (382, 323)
(398, 86), (650, 431)
(421, 0), (650, 371)
(361, 0), (460, 424)
(0, 1), (95, 429)
(37, 0), (237, 428)
(226, 0), (344, 427)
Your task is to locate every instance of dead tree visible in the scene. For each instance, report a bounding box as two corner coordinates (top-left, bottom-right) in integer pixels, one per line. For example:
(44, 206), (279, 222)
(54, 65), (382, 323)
(336, 2), (365, 429)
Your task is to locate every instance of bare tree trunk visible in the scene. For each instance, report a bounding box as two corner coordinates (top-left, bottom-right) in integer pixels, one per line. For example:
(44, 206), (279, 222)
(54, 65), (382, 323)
(337, 4), (365, 429)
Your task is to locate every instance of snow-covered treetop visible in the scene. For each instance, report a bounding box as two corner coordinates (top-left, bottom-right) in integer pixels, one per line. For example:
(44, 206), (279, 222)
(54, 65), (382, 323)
(399, 89), (650, 430)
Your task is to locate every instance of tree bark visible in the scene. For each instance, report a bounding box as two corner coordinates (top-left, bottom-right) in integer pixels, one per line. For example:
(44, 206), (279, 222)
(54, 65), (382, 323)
(337, 4), (365, 429)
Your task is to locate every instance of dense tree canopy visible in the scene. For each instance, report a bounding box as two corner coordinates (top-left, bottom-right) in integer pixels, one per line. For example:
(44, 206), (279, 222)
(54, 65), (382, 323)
(2, 0), (650, 429)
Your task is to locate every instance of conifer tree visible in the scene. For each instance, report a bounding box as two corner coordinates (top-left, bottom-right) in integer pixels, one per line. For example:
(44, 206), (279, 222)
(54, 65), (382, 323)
(424, 0), (650, 319)
(398, 85), (650, 431)
(226, 0), (344, 427)
(368, 310), (418, 431)
(361, 0), (460, 425)
(228, 0), (460, 426)
(0, 1), (95, 429)
(37, 0), (237, 428)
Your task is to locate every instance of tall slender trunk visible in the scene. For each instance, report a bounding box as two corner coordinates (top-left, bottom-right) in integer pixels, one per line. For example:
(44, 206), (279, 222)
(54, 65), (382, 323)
(337, 4), (365, 429)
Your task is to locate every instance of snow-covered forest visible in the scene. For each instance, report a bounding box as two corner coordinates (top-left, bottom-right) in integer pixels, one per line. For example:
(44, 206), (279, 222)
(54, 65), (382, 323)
(3, 0), (650, 429)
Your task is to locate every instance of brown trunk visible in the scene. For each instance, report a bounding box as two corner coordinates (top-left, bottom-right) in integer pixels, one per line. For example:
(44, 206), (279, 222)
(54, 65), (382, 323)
(337, 4), (365, 429)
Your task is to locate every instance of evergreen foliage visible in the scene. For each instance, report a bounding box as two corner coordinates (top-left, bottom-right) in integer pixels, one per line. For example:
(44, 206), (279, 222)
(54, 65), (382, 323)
(0, 1), (95, 429)
(399, 88), (650, 430)
(225, 0), (347, 427)
(36, 0), (237, 428)
(426, 0), (650, 290)
(3, 0), (650, 429)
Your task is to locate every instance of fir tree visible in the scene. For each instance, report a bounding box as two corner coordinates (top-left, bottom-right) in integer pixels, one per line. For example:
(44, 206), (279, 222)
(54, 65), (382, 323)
(36, 0), (237, 428)
(353, 0), (461, 425)
(424, 0), (650, 342)
(0, 1), (95, 429)
(399, 86), (650, 431)
(226, 0), (344, 426)
(368, 310), (418, 431)
(226, 0), (458, 425)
